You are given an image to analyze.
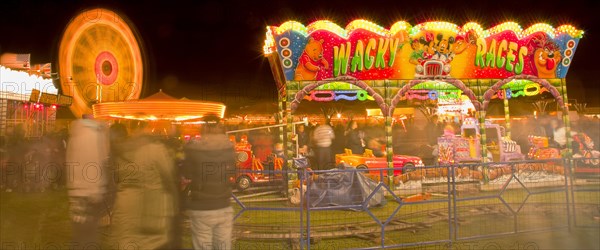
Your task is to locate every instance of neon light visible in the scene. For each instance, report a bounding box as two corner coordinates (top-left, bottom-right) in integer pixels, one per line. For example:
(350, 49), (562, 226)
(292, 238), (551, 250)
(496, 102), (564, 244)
(304, 89), (374, 102)
(491, 83), (549, 99)
(410, 21), (461, 35)
(405, 89), (463, 101)
(405, 89), (430, 100)
(263, 28), (276, 55)
(264, 21), (583, 55)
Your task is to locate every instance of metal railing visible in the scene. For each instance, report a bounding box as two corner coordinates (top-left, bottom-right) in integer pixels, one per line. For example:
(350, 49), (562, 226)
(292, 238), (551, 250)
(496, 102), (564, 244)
(230, 157), (600, 249)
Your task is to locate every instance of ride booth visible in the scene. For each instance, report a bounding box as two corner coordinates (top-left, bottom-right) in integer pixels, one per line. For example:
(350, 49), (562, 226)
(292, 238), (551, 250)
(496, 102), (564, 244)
(263, 20), (584, 185)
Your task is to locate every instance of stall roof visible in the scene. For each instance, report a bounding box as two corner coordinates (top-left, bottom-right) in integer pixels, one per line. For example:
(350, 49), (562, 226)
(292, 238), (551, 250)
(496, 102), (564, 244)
(0, 66), (58, 102)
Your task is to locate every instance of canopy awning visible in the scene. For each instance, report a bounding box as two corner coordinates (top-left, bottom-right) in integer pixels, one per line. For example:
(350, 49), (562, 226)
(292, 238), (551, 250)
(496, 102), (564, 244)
(92, 90), (226, 120)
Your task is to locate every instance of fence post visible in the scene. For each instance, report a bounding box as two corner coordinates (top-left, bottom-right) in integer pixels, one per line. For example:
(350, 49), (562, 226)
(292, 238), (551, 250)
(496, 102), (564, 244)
(447, 165), (455, 250)
(305, 167), (311, 250)
(565, 157), (575, 231)
(299, 167), (305, 250)
(451, 164), (458, 246)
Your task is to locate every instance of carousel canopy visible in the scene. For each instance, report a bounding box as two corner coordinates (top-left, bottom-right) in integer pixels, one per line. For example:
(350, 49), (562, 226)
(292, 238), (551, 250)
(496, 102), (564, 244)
(92, 89), (226, 121)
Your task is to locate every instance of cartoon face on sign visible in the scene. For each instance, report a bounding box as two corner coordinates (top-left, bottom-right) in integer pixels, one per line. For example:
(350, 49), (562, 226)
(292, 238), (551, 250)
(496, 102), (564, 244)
(410, 32), (473, 77)
(294, 37), (330, 80)
(432, 33), (455, 60)
(529, 34), (561, 78)
(266, 20), (582, 80)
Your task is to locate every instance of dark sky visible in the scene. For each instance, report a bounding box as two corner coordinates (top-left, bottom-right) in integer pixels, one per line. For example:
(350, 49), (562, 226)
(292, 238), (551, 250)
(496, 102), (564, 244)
(1, 0), (599, 108)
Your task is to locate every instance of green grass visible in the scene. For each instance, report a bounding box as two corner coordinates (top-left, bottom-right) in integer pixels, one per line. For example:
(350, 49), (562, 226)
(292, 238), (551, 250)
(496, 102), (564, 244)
(1, 185), (599, 249)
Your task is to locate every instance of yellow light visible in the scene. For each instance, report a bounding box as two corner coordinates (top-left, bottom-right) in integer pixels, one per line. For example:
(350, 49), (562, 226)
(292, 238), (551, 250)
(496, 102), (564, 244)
(524, 23), (555, 37)
(461, 22), (485, 37)
(93, 100), (226, 121)
(263, 27), (276, 55)
(264, 20), (584, 54)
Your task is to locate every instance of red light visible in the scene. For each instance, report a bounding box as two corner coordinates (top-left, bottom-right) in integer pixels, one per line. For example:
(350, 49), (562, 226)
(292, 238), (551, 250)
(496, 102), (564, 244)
(184, 135), (191, 140)
(195, 135), (201, 138)
(35, 104), (40, 109)
(24, 104), (28, 109)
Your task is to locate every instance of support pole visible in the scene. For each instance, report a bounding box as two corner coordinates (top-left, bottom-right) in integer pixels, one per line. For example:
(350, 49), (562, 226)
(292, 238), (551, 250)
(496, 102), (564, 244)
(560, 78), (573, 158)
(285, 94), (294, 170)
(278, 93), (285, 151)
(503, 97), (511, 139)
(384, 80), (394, 187)
(478, 110), (489, 183)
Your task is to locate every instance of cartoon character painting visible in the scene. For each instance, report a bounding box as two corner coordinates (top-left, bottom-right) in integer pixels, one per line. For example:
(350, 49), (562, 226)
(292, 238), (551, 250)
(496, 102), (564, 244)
(529, 33), (562, 78)
(294, 37), (329, 80)
(409, 33), (435, 65)
(409, 39), (425, 65)
(431, 33), (455, 62)
(453, 30), (478, 55)
(412, 32), (473, 77)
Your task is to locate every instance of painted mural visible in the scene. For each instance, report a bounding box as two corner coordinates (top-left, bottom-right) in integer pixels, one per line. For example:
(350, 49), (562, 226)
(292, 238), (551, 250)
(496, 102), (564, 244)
(264, 20), (583, 81)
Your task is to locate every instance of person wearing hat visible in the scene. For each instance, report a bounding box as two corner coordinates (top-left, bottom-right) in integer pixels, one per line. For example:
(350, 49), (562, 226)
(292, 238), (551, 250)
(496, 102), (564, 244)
(182, 115), (236, 250)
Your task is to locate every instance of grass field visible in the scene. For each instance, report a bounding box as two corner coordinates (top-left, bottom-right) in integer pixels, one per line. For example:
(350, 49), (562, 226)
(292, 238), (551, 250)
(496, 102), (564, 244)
(1, 183), (599, 249)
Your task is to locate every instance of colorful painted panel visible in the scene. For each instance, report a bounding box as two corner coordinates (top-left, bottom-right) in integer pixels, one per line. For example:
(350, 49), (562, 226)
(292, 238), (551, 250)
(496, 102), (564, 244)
(264, 20), (582, 81)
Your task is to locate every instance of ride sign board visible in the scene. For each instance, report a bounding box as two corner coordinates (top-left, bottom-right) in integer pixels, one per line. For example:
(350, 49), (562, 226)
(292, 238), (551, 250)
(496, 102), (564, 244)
(264, 20), (583, 81)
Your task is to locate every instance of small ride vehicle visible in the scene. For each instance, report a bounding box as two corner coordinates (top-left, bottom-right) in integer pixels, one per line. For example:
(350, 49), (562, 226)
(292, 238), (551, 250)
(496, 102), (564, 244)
(527, 135), (561, 160)
(229, 135), (285, 190)
(335, 148), (424, 176)
(437, 118), (524, 164)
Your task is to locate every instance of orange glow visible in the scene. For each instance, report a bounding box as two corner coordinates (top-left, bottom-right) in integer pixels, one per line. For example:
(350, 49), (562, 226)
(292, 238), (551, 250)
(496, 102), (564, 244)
(264, 20), (583, 55)
(93, 100), (226, 121)
(93, 99), (226, 121)
(58, 8), (144, 118)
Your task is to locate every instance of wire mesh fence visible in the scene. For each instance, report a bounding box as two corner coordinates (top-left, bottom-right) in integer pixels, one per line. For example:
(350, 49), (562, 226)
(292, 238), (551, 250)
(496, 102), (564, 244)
(570, 157), (600, 229)
(229, 158), (600, 249)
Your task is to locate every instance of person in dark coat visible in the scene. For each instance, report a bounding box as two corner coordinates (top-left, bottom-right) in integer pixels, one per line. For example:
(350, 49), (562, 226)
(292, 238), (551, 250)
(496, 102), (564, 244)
(345, 121), (365, 154)
(296, 124), (310, 155)
(183, 115), (236, 250)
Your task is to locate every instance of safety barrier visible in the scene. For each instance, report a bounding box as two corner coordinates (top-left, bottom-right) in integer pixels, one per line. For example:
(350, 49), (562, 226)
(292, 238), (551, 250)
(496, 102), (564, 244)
(230, 158), (600, 249)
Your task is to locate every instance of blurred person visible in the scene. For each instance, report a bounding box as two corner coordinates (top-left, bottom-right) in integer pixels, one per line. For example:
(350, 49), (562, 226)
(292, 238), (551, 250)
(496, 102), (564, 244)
(425, 115), (442, 146)
(366, 137), (386, 157)
(296, 124), (310, 155)
(333, 122), (346, 154)
(183, 115), (236, 250)
(551, 119), (577, 148)
(273, 142), (285, 160)
(345, 120), (365, 154)
(250, 129), (273, 162)
(4, 124), (27, 192)
(105, 122), (129, 223)
(312, 119), (335, 170)
(532, 115), (551, 137)
(109, 120), (179, 249)
(443, 124), (456, 138)
(65, 114), (110, 249)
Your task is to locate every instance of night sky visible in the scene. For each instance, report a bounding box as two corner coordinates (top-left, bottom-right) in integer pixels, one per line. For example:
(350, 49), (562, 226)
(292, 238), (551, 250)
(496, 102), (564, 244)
(1, 0), (599, 110)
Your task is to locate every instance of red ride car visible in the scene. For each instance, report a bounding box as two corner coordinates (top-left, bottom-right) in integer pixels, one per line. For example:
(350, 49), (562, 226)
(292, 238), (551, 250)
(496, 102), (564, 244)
(335, 148), (424, 176)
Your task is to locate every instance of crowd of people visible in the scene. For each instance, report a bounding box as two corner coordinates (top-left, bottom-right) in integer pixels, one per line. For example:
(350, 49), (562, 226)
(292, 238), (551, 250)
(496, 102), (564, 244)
(1, 115), (235, 249)
(0, 113), (598, 249)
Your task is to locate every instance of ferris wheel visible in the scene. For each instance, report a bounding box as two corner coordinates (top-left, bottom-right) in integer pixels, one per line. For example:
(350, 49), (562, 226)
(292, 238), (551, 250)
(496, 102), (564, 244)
(58, 8), (145, 118)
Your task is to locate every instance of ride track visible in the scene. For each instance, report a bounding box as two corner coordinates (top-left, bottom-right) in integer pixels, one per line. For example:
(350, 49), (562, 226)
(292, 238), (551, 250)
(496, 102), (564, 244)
(223, 162), (599, 248)
(229, 202), (599, 242)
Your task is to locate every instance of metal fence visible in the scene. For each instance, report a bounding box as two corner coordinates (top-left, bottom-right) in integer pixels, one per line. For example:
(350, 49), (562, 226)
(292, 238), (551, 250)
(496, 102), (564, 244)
(230, 158), (600, 249)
